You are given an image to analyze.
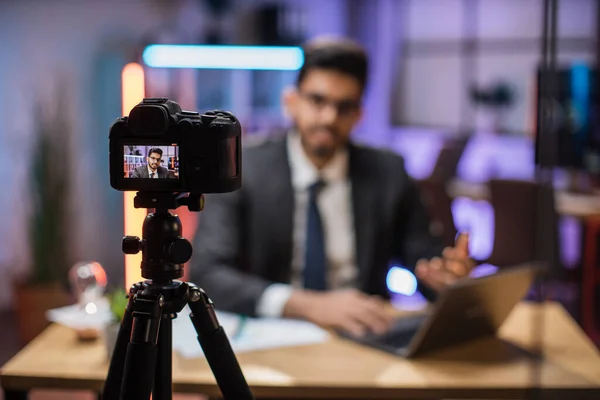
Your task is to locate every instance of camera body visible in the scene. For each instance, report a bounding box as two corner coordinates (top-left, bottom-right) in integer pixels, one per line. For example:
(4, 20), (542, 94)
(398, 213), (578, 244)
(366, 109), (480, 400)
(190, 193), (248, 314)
(110, 98), (241, 194)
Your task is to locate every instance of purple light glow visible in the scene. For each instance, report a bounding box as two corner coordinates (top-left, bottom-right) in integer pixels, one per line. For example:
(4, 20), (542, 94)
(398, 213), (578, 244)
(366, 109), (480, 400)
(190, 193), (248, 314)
(390, 127), (451, 179)
(386, 130), (581, 282)
(390, 290), (428, 311)
(451, 197), (495, 261)
(560, 216), (582, 268)
(470, 263), (499, 278)
(457, 132), (536, 183)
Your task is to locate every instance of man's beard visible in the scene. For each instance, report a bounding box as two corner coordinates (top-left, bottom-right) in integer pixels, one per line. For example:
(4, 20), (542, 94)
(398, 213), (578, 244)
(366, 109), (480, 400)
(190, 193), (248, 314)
(311, 145), (335, 158)
(302, 125), (340, 159)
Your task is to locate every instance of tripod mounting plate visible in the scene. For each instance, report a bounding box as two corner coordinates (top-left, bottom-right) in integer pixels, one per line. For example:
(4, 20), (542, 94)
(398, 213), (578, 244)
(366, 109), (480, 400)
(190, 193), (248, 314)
(133, 191), (204, 212)
(129, 280), (190, 318)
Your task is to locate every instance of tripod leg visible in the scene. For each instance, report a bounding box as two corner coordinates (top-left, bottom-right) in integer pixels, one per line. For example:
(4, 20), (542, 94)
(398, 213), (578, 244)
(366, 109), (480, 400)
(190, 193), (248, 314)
(119, 292), (164, 400)
(152, 315), (173, 400)
(188, 287), (254, 400)
(102, 289), (136, 400)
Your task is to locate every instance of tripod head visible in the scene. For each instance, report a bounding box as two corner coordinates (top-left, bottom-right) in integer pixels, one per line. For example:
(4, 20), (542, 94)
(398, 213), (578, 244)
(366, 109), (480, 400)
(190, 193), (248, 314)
(121, 191), (203, 283)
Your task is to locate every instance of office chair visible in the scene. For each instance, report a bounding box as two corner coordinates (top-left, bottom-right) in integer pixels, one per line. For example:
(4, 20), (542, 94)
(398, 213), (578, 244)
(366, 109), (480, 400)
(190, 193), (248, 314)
(483, 179), (560, 270)
(478, 179), (562, 305)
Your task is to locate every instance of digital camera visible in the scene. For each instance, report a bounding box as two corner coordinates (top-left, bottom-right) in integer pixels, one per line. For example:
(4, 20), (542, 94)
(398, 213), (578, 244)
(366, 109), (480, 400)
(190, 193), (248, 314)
(109, 98), (241, 194)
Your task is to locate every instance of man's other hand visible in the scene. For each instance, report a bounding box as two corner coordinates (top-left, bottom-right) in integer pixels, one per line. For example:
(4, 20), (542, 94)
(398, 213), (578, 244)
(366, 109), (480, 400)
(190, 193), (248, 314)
(415, 231), (475, 292)
(283, 289), (395, 337)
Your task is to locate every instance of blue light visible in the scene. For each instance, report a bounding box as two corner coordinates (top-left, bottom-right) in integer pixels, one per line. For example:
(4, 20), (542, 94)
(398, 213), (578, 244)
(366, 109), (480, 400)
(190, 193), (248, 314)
(570, 62), (590, 159)
(386, 266), (418, 296)
(142, 44), (304, 70)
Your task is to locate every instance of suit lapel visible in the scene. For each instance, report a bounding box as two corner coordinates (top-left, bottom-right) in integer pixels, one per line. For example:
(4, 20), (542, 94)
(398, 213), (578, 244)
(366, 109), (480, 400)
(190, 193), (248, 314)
(349, 144), (376, 290)
(262, 135), (295, 280)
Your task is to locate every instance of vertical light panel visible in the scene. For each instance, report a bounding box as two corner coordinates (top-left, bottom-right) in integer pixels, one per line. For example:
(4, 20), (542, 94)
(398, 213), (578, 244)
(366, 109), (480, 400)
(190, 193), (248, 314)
(121, 63), (146, 290)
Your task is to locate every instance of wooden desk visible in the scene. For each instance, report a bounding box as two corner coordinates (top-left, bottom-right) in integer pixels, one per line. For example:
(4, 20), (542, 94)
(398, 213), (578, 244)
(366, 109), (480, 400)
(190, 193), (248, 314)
(1, 302), (599, 399)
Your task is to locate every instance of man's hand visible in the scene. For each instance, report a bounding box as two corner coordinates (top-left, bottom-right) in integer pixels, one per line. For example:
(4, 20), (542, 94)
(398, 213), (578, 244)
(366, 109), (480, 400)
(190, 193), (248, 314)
(282, 289), (394, 337)
(415, 231), (475, 292)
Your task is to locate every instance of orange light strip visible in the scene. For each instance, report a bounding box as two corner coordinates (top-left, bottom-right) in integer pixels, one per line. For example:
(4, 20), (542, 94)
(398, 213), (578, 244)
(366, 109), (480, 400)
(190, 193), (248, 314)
(121, 63), (147, 290)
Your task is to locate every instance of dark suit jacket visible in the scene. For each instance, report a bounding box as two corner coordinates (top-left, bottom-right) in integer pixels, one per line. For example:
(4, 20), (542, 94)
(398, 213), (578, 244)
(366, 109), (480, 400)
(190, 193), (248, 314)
(130, 165), (170, 178)
(190, 134), (443, 316)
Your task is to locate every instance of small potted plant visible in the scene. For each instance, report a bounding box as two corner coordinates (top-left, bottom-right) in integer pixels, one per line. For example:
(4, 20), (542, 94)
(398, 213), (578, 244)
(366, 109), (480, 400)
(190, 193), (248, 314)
(104, 288), (129, 360)
(12, 77), (75, 344)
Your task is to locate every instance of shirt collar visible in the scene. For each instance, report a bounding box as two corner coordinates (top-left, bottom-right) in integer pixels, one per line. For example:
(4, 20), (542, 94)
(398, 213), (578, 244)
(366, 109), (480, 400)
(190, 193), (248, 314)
(287, 130), (349, 190)
(148, 165), (157, 177)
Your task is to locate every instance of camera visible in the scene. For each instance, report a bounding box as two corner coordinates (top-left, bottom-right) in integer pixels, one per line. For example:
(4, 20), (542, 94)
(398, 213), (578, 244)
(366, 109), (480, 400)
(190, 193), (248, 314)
(104, 98), (254, 400)
(109, 98), (241, 194)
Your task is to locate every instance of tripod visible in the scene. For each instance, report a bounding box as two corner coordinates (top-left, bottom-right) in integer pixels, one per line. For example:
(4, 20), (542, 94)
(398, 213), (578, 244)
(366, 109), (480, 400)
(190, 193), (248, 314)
(102, 192), (254, 400)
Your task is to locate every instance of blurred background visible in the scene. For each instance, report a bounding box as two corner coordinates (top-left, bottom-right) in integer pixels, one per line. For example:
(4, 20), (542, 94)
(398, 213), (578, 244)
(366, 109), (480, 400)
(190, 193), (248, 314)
(0, 0), (598, 369)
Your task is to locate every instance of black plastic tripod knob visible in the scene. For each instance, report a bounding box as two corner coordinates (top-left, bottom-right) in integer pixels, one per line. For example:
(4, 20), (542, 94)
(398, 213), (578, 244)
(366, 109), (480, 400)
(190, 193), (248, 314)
(123, 236), (142, 254)
(167, 238), (193, 264)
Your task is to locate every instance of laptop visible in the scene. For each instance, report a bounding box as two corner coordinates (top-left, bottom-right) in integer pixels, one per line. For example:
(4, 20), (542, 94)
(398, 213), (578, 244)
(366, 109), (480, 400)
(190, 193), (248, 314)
(340, 264), (541, 358)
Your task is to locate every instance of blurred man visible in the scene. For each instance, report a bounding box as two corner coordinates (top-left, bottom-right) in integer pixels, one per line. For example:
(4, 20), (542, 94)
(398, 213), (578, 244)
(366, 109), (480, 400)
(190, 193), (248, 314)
(191, 36), (474, 336)
(130, 148), (172, 179)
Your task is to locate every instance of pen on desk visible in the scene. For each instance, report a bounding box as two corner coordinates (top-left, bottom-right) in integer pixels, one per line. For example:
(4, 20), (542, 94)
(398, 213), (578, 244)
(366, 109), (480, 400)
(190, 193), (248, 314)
(232, 315), (247, 340)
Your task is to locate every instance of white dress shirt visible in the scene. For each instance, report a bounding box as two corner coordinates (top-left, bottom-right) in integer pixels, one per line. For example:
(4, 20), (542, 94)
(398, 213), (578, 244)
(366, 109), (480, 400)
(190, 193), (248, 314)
(148, 165), (158, 178)
(255, 133), (358, 317)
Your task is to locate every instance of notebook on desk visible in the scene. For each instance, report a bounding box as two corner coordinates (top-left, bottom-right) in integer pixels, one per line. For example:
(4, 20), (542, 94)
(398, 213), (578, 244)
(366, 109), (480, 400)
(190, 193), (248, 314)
(340, 264), (541, 358)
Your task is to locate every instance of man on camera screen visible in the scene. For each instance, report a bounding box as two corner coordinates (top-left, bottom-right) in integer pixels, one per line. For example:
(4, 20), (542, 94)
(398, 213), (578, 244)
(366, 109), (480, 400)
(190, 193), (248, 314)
(130, 148), (173, 179)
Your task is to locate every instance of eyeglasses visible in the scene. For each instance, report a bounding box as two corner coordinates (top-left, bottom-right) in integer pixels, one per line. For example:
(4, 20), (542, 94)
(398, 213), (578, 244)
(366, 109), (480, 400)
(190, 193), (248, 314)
(149, 156), (162, 162)
(298, 91), (361, 117)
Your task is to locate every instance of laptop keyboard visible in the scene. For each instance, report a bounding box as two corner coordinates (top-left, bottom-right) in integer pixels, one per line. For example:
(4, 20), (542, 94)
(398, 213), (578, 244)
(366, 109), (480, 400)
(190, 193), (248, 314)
(375, 314), (428, 348)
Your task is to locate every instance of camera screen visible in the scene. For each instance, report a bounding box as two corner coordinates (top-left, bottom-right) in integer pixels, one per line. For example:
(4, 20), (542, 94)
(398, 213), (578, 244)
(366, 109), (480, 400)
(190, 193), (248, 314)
(123, 145), (179, 179)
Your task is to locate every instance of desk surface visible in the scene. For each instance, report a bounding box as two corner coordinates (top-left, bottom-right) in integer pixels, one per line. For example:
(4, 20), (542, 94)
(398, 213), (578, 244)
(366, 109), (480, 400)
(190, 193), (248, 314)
(1, 302), (600, 399)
